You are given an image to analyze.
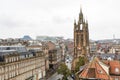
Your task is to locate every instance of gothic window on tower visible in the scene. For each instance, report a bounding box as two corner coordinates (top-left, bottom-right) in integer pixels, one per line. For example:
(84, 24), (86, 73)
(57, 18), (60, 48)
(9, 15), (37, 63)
(76, 27), (78, 30)
(80, 24), (83, 30)
(80, 19), (83, 23)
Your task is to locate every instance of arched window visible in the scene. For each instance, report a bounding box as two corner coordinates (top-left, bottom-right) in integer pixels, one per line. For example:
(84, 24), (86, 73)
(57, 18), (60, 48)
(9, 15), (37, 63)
(9, 66), (11, 71)
(0, 75), (1, 80)
(76, 27), (78, 30)
(80, 24), (83, 30)
(5, 58), (8, 63)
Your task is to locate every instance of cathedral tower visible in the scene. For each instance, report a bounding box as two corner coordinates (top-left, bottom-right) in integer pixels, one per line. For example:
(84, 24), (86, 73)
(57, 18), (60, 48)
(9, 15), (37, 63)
(74, 8), (89, 58)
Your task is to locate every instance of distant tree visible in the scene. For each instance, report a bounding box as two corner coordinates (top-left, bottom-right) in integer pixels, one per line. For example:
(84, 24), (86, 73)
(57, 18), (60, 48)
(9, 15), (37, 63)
(75, 56), (85, 72)
(65, 46), (68, 51)
(57, 63), (71, 80)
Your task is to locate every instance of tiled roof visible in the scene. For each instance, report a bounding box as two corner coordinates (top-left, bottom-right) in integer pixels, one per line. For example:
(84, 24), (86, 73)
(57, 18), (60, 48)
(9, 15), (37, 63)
(103, 60), (120, 75)
(79, 57), (112, 80)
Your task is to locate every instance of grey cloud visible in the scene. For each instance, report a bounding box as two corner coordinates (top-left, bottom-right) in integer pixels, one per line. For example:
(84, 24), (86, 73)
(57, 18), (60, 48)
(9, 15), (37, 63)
(0, 16), (23, 28)
(0, 15), (37, 29)
(52, 16), (73, 24)
(0, 0), (120, 40)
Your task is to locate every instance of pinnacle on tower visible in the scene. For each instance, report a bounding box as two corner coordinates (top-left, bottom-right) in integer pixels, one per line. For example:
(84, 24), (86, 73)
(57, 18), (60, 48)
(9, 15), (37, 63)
(86, 19), (88, 26)
(79, 7), (83, 17)
(79, 7), (83, 22)
(74, 19), (76, 25)
(83, 19), (85, 24)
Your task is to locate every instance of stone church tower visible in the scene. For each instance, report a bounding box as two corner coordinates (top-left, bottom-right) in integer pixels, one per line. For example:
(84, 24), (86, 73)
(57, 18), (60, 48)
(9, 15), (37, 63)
(74, 8), (89, 58)
(72, 8), (90, 72)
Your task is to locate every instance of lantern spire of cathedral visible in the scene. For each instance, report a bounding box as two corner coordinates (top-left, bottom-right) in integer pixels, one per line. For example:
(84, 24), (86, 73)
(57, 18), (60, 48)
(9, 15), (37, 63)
(80, 6), (82, 14)
(72, 7), (90, 72)
(74, 7), (89, 57)
(79, 7), (83, 23)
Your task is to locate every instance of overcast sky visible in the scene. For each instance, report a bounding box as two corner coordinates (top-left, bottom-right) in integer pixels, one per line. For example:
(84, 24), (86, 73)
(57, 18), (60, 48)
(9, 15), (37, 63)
(0, 0), (120, 40)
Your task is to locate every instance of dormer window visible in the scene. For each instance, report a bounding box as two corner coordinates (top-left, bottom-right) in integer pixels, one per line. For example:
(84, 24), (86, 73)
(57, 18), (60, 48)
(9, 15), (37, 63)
(5, 58), (8, 63)
(98, 70), (103, 74)
(115, 68), (119, 73)
(115, 78), (119, 80)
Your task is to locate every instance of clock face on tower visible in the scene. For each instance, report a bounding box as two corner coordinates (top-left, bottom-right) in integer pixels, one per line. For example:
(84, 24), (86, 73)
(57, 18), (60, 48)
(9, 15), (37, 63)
(77, 47), (81, 50)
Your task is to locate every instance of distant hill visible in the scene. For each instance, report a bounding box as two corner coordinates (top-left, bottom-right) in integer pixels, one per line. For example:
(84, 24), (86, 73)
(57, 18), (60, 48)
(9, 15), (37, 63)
(22, 35), (32, 40)
(96, 39), (120, 44)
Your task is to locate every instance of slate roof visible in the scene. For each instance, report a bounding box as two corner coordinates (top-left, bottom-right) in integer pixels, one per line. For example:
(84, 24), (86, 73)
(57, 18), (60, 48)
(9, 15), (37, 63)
(0, 46), (27, 53)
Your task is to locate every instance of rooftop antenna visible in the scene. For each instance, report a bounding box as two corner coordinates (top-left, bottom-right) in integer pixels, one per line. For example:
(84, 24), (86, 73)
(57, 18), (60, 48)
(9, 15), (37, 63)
(113, 34), (116, 43)
(113, 34), (115, 40)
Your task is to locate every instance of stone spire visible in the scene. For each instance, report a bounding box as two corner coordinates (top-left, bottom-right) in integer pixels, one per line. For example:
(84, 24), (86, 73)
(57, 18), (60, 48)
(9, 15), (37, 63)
(79, 7), (83, 23)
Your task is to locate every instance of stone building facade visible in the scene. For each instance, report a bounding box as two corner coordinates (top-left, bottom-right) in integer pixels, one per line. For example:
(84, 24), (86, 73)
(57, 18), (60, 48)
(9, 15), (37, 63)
(0, 46), (46, 80)
(46, 41), (62, 69)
